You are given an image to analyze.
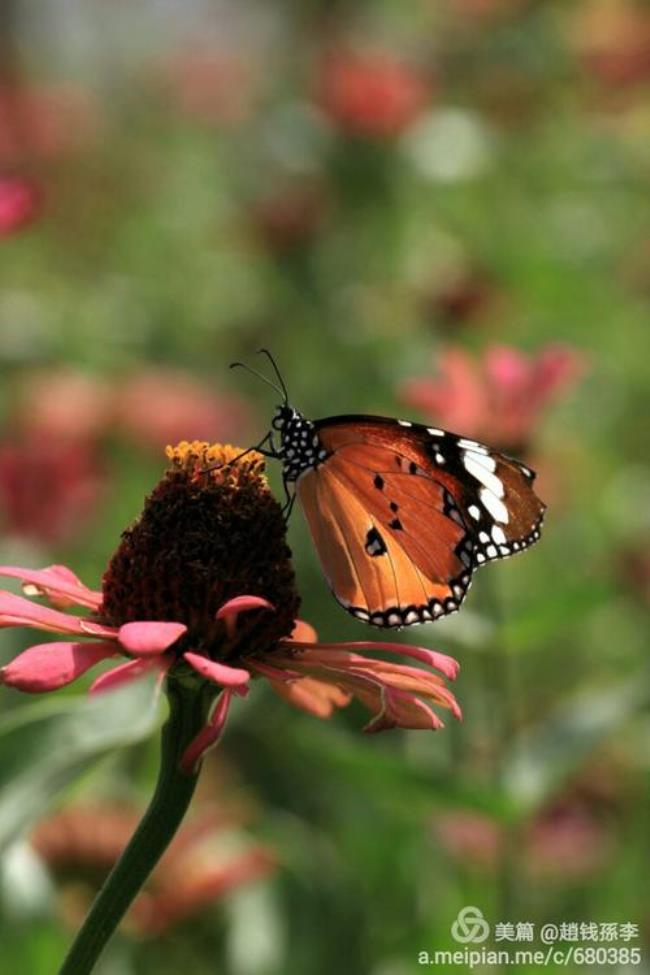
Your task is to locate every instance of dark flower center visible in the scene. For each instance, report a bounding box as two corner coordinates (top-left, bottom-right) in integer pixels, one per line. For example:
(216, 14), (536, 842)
(99, 442), (299, 660)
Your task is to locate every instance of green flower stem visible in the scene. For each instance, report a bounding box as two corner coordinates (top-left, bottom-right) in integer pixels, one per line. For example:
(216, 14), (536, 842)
(58, 679), (214, 975)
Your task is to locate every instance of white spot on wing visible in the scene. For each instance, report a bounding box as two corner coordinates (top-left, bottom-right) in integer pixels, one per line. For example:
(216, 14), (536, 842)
(398, 420), (412, 427)
(468, 504), (481, 521)
(463, 454), (504, 497)
(491, 525), (507, 545)
(427, 427), (444, 436)
(458, 438), (487, 453)
(464, 449), (496, 473)
(480, 487), (509, 524)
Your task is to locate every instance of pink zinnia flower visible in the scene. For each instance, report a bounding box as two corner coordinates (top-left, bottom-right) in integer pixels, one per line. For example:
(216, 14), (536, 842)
(0, 442), (460, 774)
(400, 343), (586, 454)
(0, 175), (41, 236)
(317, 49), (431, 139)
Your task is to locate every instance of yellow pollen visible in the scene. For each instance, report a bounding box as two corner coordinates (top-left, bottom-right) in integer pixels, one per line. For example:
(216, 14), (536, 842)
(165, 441), (267, 485)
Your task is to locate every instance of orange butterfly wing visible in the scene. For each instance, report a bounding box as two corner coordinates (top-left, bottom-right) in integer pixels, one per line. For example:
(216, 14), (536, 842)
(295, 417), (545, 627)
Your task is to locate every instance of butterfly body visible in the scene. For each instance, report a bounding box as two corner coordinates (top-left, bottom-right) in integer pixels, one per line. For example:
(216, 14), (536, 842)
(269, 404), (545, 628)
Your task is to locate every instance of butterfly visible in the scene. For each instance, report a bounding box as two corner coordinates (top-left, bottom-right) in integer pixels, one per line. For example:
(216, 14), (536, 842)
(233, 351), (546, 629)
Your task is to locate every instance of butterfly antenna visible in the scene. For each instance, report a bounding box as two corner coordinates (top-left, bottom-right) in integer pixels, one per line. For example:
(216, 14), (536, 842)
(229, 361), (284, 400)
(256, 348), (289, 405)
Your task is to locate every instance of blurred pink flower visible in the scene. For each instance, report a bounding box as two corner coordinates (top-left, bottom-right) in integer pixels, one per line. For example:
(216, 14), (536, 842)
(0, 175), (41, 236)
(114, 368), (253, 451)
(526, 800), (614, 881)
(0, 437), (105, 544)
(161, 46), (257, 125)
(317, 50), (431, 138)
(434, 810), (501, 869)
(400, 343), (586, 453)
(32, 803), (275, 936)
(15, 369), (113, 443)
(434, 795), (614, 880)
(0, 442), (461, 774)
(0, 83), (100, 165)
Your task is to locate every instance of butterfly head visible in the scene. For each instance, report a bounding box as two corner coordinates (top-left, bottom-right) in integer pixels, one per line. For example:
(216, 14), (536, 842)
(271, 404), (298, 432)
(270, 405), (328, 482)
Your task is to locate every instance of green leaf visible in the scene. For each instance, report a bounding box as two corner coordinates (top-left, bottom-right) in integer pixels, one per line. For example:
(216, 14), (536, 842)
(0, 679), (162, 853)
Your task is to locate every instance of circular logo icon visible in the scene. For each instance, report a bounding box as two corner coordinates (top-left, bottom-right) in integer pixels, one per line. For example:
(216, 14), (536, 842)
(451, 906), (490, 944)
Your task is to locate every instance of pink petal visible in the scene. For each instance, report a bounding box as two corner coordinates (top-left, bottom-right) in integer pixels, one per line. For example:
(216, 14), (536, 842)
(0, 564), (102, 610)
(485, 345), (531, 394)
(180, 689), (233, 774)
(216, 595), (274, 638)
(247, 659), (303, 682)
(90, 655), (173, 695)
(268, 675), (350, 718)
(0, 641), (116, 692)
(0, 590), (116, 638)
(183, 652), (250, 694)
(286, 619), (318, 643)
(534, 344), (587, 402)
(284, 638), (459, 682)
(0, 176), (40, 235)
(436, 346), (487, 429)
(117, 621), (187, 656)
(364, 687), (444, 733)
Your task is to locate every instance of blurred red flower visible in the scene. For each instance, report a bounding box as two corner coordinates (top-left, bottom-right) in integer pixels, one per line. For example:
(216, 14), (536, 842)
(617, 542), (650, 606)
(317, 50), (430, 138)
(0, 175), (41, 236)
(0, 369), (112, 544)
(114, 368), (254, 451)
(31, 803), (275, 937)
(0, 437), (104, 545)
(400, 343), (586, 454)
(0, 83), (99, 165)
(420, 264), (501, 330)
(250, 182), (328, 253)
(570, 0), (650, 88)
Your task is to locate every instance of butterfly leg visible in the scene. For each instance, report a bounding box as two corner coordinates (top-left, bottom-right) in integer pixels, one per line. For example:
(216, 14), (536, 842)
(200, 432), (275, 474)
(281, 483), (296, 521)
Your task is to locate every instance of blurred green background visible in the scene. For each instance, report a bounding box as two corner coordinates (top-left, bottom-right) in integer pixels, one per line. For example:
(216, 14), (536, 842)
(1, 1), (649, 973)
